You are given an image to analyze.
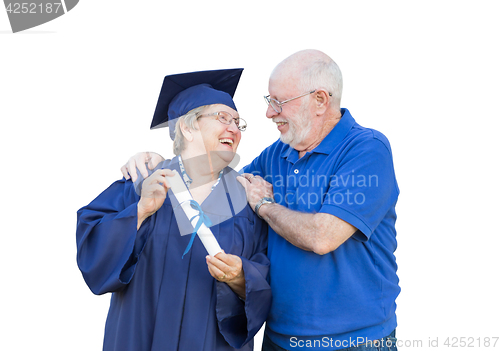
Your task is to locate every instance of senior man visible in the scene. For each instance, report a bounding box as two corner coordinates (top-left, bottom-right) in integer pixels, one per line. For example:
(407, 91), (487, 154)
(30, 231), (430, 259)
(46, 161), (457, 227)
(122, 50), (400, 351)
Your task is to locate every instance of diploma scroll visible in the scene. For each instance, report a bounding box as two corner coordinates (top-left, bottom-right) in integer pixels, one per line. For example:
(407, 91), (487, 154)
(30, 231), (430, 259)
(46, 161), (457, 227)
(166, 170), (223, 256)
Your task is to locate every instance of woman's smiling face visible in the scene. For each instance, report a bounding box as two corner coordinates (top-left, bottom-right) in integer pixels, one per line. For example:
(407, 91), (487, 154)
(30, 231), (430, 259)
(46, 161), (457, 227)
(191, 104), (242, 163)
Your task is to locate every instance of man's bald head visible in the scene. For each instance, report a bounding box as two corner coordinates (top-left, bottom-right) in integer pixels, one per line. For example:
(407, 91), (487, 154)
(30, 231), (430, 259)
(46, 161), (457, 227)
(271, 49), (343, 110)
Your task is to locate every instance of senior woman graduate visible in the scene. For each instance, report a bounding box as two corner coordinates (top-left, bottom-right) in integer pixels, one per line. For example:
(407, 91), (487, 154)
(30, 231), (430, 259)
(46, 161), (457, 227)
(76, 69), (271, 351)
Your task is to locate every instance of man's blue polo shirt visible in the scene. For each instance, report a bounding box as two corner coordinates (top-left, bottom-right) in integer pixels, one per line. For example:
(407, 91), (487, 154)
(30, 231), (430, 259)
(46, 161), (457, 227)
(243, 108), (400, 350)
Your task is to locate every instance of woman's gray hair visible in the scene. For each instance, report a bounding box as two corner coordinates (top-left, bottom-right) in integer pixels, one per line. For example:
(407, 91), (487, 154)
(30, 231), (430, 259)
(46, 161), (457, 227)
(299, 58), (343, 108)
(172, 104), (215, 155)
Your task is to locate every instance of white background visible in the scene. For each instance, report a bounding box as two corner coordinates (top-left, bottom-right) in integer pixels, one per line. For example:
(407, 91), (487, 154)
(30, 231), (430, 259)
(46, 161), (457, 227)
(1, 1), (499, 350)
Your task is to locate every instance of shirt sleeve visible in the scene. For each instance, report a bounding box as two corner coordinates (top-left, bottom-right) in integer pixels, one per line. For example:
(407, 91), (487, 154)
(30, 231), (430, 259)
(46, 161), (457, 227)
(215, 214), (271, 348)
(241, 139), (282, 177)
(76, 178), (153, 295)
(319, 135), (399, 241)
(241, 158), (262, 176)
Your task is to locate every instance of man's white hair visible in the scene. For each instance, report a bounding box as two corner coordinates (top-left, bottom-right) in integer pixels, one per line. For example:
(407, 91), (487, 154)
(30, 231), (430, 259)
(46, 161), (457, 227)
(298, 57), (343, 109)
(273, 50), (343, 109)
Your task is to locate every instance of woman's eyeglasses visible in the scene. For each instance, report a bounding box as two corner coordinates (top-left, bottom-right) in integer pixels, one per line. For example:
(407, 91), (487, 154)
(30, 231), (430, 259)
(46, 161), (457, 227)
(198, 111), (247, 131)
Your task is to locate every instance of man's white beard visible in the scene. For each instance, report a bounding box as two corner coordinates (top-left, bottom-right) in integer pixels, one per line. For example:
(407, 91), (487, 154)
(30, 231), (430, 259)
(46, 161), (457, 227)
(280, 105), (313, 148)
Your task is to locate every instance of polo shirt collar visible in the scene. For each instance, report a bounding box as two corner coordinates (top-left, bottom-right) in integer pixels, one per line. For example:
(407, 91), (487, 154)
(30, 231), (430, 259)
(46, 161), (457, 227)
(281, 108), (356, 161)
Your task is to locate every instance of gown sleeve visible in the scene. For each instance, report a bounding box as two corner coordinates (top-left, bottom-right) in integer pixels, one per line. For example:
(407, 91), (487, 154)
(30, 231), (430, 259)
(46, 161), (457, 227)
(215, 214), (271, 348)
(76, 178), (152, 295)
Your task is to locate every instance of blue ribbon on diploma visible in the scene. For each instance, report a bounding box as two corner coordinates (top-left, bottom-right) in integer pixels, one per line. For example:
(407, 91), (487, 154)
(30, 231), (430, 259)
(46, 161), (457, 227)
(180, 200), (212, 259)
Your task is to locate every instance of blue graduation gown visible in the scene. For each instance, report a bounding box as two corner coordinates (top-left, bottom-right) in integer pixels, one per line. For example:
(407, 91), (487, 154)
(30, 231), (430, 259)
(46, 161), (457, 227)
(76, 160), (271, 351)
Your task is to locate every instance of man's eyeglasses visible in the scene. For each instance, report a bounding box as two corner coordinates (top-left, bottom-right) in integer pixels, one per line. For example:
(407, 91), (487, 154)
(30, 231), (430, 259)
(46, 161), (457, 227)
(264, 90), (332, 114)
(198, 111), (247, 131)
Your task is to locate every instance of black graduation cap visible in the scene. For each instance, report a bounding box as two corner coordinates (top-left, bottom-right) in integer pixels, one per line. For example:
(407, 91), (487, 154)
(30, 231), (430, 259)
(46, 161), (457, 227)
(150, 68), (244, 140)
